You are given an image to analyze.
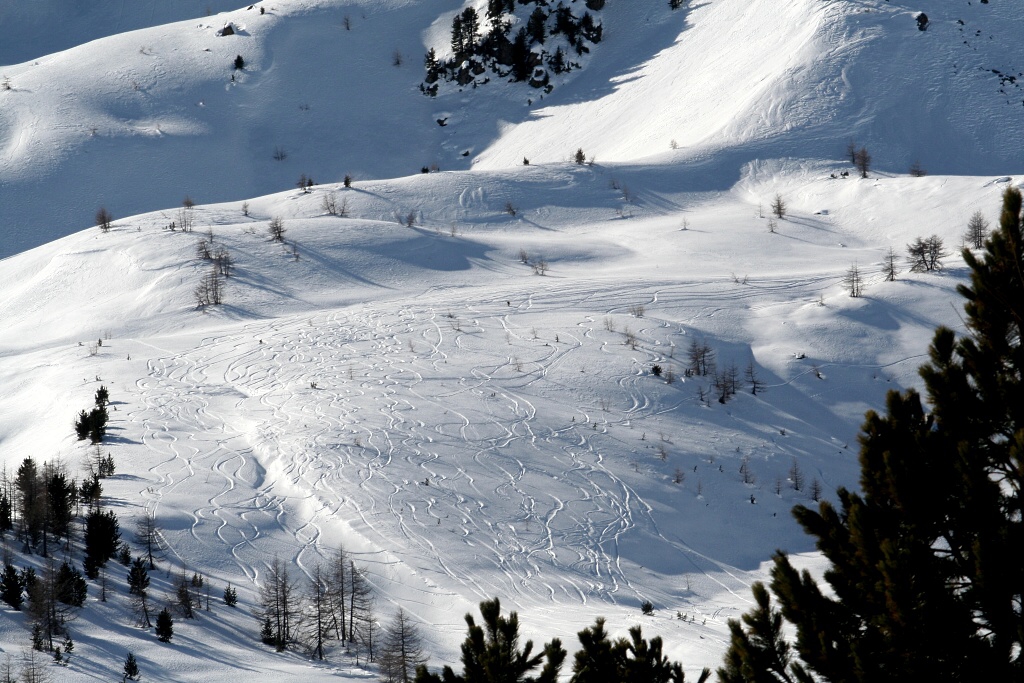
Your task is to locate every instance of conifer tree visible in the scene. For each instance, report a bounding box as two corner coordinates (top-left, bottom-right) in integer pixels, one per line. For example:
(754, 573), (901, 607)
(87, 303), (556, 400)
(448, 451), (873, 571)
(123, 651), (140, 681)
(414, 597), (565, 683)
(156, 608), (174, 642)
(718, 187), (1024, 682)
(571, 618), (709, 683)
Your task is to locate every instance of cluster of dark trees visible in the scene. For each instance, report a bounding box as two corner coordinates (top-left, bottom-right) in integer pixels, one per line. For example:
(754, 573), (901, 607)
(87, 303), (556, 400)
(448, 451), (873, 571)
(412, 598), (709, 683)
(0, 452), (124, 653)
(422, 0), (604, 94)
(74, 385), (110, 443)
(719, 187), (1024, 681)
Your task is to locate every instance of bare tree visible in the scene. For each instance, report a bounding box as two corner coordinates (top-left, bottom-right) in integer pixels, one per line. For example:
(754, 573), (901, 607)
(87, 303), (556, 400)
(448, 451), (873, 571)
(19, 648), (51, 683)
(770, 194), (786, 219)
(134, 512), (163, 569)
(194, 265), (224, 307)
(686, 339), (715, 377)
(810, 478), (823, 502)
(789, 457), (804, 492)
(745, 360), (765, 395)
(324, 547), (350, 642)
(909, 160), (927, 177)
(378, 608), (427, 683)
(907, 235), (948, 272)
(854, 147), (871, 178)
(178, 197), (195, 232)
(268, 217), (286, 242)
(883, 247), (900, 281)
(739, 455), (754, 484)
(95, 207), (113, 233)
(965, 210), (989, 249)
(302, 563), (331, 660)
(257, 556), (299, 651)
(843, 263), (863, 297)
(845, 139), (857, 164)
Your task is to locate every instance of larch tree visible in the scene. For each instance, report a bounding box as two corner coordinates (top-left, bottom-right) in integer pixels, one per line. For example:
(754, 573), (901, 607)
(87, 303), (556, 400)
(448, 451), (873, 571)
(379, 607), (428, 683)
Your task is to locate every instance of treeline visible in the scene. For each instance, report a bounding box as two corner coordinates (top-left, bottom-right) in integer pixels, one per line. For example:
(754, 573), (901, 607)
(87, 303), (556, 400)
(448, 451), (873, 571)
(422, 0), (604, 94)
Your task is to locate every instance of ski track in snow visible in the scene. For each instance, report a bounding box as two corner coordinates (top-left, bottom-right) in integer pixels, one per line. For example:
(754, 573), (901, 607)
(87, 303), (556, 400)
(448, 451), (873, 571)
(125, 275), (855, 609)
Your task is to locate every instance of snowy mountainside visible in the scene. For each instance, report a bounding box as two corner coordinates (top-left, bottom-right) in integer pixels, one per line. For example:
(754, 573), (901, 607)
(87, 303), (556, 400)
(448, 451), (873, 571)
(0, 0), (1023, 679)
(2, 0), (1023, 258)
(2, 160), (1018, 680)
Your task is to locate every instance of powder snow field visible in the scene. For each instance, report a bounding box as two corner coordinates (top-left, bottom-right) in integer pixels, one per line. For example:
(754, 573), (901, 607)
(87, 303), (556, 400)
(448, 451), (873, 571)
(1, 0), (1023, 680)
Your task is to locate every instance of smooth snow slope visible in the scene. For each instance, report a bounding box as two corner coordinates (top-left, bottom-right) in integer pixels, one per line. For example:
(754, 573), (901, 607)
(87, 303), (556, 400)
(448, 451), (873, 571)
(3, 0), (1023, 258)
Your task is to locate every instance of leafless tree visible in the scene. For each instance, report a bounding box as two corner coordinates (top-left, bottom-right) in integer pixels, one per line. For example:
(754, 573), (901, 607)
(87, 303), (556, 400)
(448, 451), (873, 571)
(789, 457), (804, 492)
(739, 455), (754, 484)
(95, 207), (113, 233)
(194, 265), (224, 307)
(843, 263), (863, 297)
(745, 360), (765, 395)
(854, 147), (871, 178)
(134, 511), (163, 569)
(810, 478), (823, 502)
(846, 139), (857, 165)
(301, 563), (331, 660)
(378, 608), (427, 683)
(268, 217), (286, 242)
(257, 556), (299, 651)
(771, 194), (786, 219)
(907, 235), (947, 272)
(686, 339), (715, 377)
(965, 210), (989, 249)
(909, 160), (927, 177)
(883, 247), (900, 281)
(178, 197), (195, 232)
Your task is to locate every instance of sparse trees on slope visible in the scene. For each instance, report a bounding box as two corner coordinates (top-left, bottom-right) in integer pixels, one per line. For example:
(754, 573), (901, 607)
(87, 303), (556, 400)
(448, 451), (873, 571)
(414, 597), (565, 683)
(718, 187), (1024, 682)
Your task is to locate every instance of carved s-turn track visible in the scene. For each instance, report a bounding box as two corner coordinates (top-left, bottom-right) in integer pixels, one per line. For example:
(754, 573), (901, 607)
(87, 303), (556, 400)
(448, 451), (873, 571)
(125, 276), (832, 606)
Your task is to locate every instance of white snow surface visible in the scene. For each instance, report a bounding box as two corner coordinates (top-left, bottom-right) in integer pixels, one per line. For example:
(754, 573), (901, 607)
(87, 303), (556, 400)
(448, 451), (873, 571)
(0, 0), (1022, 680)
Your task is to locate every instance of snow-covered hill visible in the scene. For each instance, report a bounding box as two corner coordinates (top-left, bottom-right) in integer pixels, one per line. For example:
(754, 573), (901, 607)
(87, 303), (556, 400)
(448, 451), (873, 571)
(2, 0), (1022, 258)
(1, 0), (1022, 680)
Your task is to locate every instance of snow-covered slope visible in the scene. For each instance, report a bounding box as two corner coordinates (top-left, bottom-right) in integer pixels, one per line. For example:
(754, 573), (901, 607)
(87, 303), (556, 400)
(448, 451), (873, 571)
(3, 0), (1022, 258)
(1, 0), (1022, 679)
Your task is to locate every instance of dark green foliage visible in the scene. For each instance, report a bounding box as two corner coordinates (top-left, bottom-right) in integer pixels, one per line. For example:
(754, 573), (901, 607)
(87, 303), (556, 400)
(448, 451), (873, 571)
(55, 562), (87, 607)
(719, 188), (1024, 681)
(80, 473), (102, 509)
(0, 490), (12, 535)
(1, 563), (22, 609)
(95, 385), (109, 406)
(414, 597), (565, 683)
(234, 54), (245, 70)
(84, 508), (120, 579)
(424, 0), (600, 92)
(260, 615), (276, 646)
(74, 410), (91, 440)
(640, 601), (654, 615)
(124, 651), (140, 680)
(156, 608), (174, 642)
(571, 618), (710, 683)
(527, 7), (547, 44)
(128, 557), (150, 596)
(224, 583), (238, 607)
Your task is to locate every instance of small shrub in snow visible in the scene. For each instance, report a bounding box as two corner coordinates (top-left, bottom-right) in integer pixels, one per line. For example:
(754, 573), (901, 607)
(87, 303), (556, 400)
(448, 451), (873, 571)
(641, 601), (654, 615)
(574, 148), (586, 165)
(96, 206), (113, 233)
(233, 54), (245, 70)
